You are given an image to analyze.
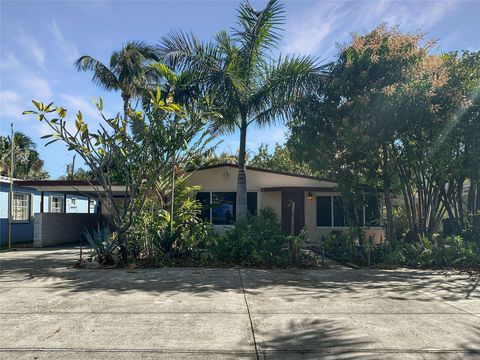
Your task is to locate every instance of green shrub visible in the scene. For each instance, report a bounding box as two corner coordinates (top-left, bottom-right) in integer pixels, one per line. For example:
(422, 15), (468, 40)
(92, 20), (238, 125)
(208, 207), (289, 266)
(128, 183), (213, 265)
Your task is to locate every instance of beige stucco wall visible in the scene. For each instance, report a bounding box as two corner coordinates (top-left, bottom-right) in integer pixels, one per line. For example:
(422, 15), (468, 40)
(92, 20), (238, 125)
(186, 166), (337, 191)
(186, 166), (385, 244)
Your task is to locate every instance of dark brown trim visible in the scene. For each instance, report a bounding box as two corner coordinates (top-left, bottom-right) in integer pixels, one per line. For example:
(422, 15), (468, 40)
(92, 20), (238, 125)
(189, 163), (337, 183)
(40, 191), (44, 213)
(261, 186), (337, 192)
(15, 180), (103, 187)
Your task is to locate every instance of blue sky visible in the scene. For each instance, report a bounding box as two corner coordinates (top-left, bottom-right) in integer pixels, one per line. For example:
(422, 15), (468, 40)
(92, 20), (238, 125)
(1, 0), (479, 178)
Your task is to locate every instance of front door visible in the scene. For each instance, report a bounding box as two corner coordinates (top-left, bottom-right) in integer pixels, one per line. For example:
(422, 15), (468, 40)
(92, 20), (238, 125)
(281, 191), (305, 235)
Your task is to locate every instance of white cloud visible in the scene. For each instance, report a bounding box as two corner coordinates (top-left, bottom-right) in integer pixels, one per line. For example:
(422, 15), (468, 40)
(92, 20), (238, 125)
(59, 94), (100, 119)
(282, 0), (459, 57)
(0, 52), (21, 70)
(414, 0), (457, 29)
(19, 75), (53, 99)
(282, 2), (346, 55)
(0, 90), (24, 119)
(18, 28), (46, 67)
(51, 20), (79, 63)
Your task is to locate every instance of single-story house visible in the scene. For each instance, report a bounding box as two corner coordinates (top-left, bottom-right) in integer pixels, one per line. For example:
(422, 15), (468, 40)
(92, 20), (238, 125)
(186, 164), (385, 244)
(0, 177), (97, 246)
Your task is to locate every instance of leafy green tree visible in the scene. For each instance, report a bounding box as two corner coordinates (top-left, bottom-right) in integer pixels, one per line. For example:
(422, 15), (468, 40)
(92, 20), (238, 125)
(289, 25), (435, 243)
(250, 143), (316, 175)
(0, 131), (49, 179)
(75, 41), (159, 123)
(59, 167), (94, 180)
(159, 0), (319, 220)
(432, 51), (480, 233)
(24, 88), (215, 261)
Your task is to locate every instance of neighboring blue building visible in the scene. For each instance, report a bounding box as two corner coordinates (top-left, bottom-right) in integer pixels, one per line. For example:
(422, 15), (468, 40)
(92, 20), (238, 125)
(0, 176), (95, 245)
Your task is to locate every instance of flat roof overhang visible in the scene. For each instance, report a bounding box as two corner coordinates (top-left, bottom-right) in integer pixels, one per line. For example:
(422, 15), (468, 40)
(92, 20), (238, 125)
(261, 186), (338, 192)
(14, 180), (126, 197)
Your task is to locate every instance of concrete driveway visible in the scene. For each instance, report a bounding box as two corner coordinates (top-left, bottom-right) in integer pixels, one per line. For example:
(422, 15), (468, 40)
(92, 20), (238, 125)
(0, 248), (478, 359)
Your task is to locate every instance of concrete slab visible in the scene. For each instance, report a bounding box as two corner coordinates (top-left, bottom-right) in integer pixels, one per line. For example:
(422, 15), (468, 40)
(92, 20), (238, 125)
(0, 313), (253, 351)
(0, 350), (256, 360)
(1, 247), (478, 360)
(252, 313), (479, 351)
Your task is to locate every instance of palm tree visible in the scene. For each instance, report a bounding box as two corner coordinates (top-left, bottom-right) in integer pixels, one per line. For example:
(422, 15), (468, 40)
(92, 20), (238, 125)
(0, 131), (48, 179)
(75, 41), (159, 122)
(159, 0), (319, 220)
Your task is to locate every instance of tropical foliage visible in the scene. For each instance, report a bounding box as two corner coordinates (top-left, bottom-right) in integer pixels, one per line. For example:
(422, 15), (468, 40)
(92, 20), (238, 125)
(24, 87), (216, 261)
(288, 25), (480, 248)
(75, 41), (159, 124)
(22, 1), (479, 270)
(158, 0), (319, 221)
(0, 131), (49, 179)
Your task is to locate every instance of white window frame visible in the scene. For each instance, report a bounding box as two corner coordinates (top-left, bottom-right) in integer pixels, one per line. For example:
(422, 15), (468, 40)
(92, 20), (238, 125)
(316, 195), (382, 229)
(49, 195), (64, 213)
(11, 192), (31, 223)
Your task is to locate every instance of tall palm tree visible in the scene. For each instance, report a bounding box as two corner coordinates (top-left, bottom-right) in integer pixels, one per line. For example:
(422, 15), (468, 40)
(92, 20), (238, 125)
(0, 132), (48, 179)
(75, 41), (159, 122)
(159, 0), (319, 220)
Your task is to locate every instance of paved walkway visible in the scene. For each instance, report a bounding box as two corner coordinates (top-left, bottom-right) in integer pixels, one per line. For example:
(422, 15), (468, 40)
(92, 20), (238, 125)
(0, 247), (479, 359)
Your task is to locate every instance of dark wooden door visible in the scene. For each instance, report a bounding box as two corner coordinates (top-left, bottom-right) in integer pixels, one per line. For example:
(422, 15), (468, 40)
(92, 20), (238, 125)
(281, 191), (305, 235)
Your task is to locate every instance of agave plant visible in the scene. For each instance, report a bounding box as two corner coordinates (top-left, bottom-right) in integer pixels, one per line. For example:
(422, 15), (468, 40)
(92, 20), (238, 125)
(83, 224), (119, 265)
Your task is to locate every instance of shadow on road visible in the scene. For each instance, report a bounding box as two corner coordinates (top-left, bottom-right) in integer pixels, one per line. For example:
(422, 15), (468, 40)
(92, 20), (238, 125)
(0, 247), (478, 302)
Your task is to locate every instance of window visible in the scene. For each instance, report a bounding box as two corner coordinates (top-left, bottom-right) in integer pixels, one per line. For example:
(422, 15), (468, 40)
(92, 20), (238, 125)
(197, 191), (258, 225)
(196, 192), (211, 222)
(365, 196), (381, 226)
(89, 199), (96, 213)
(316, 196), (332, 227)
(71, 198), (77, 207)
(333, 196), (345, 227)
(212, 192), (236, 225)
(247, 192), (258, 215)
(317, 194), (380, 227)
(12, 193), (30, 221)
(50, 196), (64, 213)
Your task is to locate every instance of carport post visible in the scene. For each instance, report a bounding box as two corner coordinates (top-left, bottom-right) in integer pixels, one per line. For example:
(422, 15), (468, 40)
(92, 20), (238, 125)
(40, 192), (44, 213)
(63, 193), (67, 213)
(87, 197), (90, 214)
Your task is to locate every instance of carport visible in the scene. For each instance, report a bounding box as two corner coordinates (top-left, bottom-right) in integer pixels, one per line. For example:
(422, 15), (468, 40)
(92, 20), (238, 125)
(15, 180), (125, 247)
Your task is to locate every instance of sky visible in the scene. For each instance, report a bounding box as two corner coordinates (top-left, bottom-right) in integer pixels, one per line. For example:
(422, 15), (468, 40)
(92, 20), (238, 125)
(1, 0), (479, 179)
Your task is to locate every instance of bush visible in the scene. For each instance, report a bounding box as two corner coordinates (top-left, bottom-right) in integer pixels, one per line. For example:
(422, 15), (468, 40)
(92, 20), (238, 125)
(324, 228), (480, 270)
(207, 207), (290, 266)
(127, 183), (213, 265)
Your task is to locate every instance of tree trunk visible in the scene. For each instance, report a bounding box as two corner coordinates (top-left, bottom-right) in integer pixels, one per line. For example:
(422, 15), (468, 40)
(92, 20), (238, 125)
(122, 93), (130, 123)
(382, 143), (395, 246)
(236, 116), (248, 221)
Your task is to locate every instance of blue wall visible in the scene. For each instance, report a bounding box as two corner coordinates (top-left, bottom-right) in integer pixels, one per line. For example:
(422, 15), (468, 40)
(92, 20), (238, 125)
(0, 182), (95, 245)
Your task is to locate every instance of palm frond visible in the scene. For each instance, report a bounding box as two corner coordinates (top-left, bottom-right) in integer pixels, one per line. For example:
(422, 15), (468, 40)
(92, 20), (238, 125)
(75, 55), (119, 92)
(234, 0), (285, 68)
(158, 30), (221, 76)
(147, 62), (178, 86)
(249, 55), (323, 126)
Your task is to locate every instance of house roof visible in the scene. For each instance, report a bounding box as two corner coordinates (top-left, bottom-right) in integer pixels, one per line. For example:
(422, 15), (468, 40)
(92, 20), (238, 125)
(13, 179), (125, 196)
(192, 163), (337, 184)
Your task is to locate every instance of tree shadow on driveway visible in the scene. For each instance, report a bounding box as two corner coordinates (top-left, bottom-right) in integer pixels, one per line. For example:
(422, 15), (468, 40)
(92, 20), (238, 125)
(0, 247), (478, 302)
(255, 319), (375, 360)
